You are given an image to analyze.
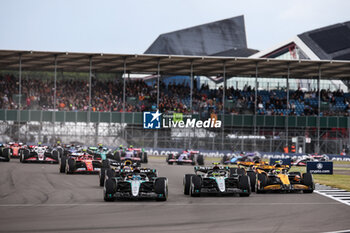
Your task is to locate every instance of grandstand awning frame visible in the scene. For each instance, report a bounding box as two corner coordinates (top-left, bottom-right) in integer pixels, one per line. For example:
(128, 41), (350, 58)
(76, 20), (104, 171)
(0, 50), (350, 78)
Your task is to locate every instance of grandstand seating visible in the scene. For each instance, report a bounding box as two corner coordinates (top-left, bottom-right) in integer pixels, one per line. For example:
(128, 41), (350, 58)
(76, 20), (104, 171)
(1, 74), (349, 116)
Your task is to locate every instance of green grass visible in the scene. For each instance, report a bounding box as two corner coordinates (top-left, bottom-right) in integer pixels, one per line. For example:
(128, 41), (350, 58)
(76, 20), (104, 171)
(313, 175), (350, 191)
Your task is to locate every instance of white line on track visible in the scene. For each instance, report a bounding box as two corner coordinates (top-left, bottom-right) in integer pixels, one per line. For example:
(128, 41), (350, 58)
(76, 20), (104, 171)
(315, 190), (350, 207)
(0, 202), (344, 207)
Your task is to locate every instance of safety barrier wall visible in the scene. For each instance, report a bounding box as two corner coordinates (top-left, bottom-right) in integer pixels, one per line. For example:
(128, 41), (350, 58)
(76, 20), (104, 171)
(0, 109), (349, 128)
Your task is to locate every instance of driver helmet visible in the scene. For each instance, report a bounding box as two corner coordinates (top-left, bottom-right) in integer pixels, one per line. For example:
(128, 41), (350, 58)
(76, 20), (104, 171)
(129, 145), (133, 149)
(119, 144), (123, 149)
(124, 160), (132, 166)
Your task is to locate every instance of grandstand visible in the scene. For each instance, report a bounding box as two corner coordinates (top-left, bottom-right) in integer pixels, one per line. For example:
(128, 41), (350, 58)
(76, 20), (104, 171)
(1, 17), (350, 155)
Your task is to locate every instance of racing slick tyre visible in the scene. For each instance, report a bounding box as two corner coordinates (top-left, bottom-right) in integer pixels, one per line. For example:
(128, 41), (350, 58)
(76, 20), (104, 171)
(167, 154), (173, 165)
(52, 150), (59, 161)
(2, 148), (10, 162)
(59, 155), (67, 173)
(183, 174), (195, 195)
(190, 175), (201, 197)
(302, 173), (314, 193)
(102, 159), (110, 169)
(106, 168), (116, 179)
(229, 168), (238, 176)
(155, 177), (168, 201)
(66, 158), (75, 174)
(20, 149), (30, 163)
(142, 152), (148, 163)
(229, 168), (245, 176)
(238, 175), (251, 197)
(113, 152), (121, 162)
(57, 147), (64, 159)
(99, 169), (106, 187)
(222, 155), (228, 164)
(237, 168), (245, 175)
(196, 154), (204, 165)
(247, 171), (256, 192)
(256, 173), (267, 193)
(104, 178), (116, 202)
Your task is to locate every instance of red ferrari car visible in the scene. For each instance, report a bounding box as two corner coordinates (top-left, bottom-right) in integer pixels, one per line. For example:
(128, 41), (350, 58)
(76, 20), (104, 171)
(60, 152), (103, 174)
(8, 142), (25, 158)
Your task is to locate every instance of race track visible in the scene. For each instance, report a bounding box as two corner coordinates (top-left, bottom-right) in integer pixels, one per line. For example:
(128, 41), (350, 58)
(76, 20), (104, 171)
(0, 158), (350, 233)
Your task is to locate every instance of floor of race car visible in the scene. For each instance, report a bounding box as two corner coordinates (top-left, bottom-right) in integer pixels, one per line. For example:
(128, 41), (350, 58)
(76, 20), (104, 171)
(0, 158), (349, 233)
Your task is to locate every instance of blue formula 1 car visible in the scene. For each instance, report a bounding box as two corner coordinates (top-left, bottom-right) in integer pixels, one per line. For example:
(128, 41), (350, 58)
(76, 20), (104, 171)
(221, 152), (261, 164)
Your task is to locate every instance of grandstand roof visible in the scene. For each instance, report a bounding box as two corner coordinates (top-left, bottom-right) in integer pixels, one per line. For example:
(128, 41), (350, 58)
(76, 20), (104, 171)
(144, 15), (257, 57)
(0, 49), (350, 79)
(298, 21), (350, 60)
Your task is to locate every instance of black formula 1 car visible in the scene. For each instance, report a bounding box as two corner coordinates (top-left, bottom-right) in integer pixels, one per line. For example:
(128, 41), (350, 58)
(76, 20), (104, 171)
(0, 144), (11, 162)
(99, 159), (140, 187)
(183, 163), (251, 197)
(103, 167), (168, 201)
(20, 145), (59, 163)
(113, 147), (148, 165)
(166, 150), (204, 165)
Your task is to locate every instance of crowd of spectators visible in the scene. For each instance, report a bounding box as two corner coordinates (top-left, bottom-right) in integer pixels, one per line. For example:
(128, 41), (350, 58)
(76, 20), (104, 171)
(1, 74), (350, 117)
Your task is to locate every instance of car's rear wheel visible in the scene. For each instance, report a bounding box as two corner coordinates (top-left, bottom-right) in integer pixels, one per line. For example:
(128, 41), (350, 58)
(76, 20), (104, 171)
(197, 154), (204, 165)
(222, 155), (228, 164)
(238, 175), (251, 197)
(52, 150), (59, 161)
(59, 155), (66, 173)
(106, 168), (116, 179)
(183, 174), (194, 195)
(256, 173), (267, 193)
(20, 149), (30, 163)
(143, 152), (148, 163)
(302, 173), (314, 193)
(102, 159), (110, 169)
(66, 158), (75, 174)
(113, 152), (121, 162)
(247, 171), (256, 192)
(99, 168), (106, 187)
(2, 148), (10, 162)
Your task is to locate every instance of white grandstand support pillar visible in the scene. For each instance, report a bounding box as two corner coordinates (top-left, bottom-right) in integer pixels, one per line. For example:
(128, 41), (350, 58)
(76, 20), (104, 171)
(18, 53), (22, 141)
(190, 60), (193, 112)
(254, 62), (258, 151)
(88, 56), (92, 119)
(286, 62), (290, 148)
(53, 54), (57, 142)
(54, 55), (57, 110)
(222, 61), (226, 150)
(317, 64), (321, 154)
(122, 57), (127, 140)
(157, 59), (160, 109)
(189, 60), (194, 149)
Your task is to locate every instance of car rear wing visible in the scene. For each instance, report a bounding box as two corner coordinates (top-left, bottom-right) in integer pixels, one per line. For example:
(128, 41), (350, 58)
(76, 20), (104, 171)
(194, 166), (229, 172)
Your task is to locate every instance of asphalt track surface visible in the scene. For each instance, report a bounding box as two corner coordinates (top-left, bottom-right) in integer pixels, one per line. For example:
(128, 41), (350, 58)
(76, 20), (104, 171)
(1, 158), (350, 233)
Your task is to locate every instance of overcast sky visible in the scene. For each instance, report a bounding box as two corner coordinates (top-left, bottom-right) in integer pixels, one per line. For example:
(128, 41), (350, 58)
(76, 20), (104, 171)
(0, 0), (349, 54)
